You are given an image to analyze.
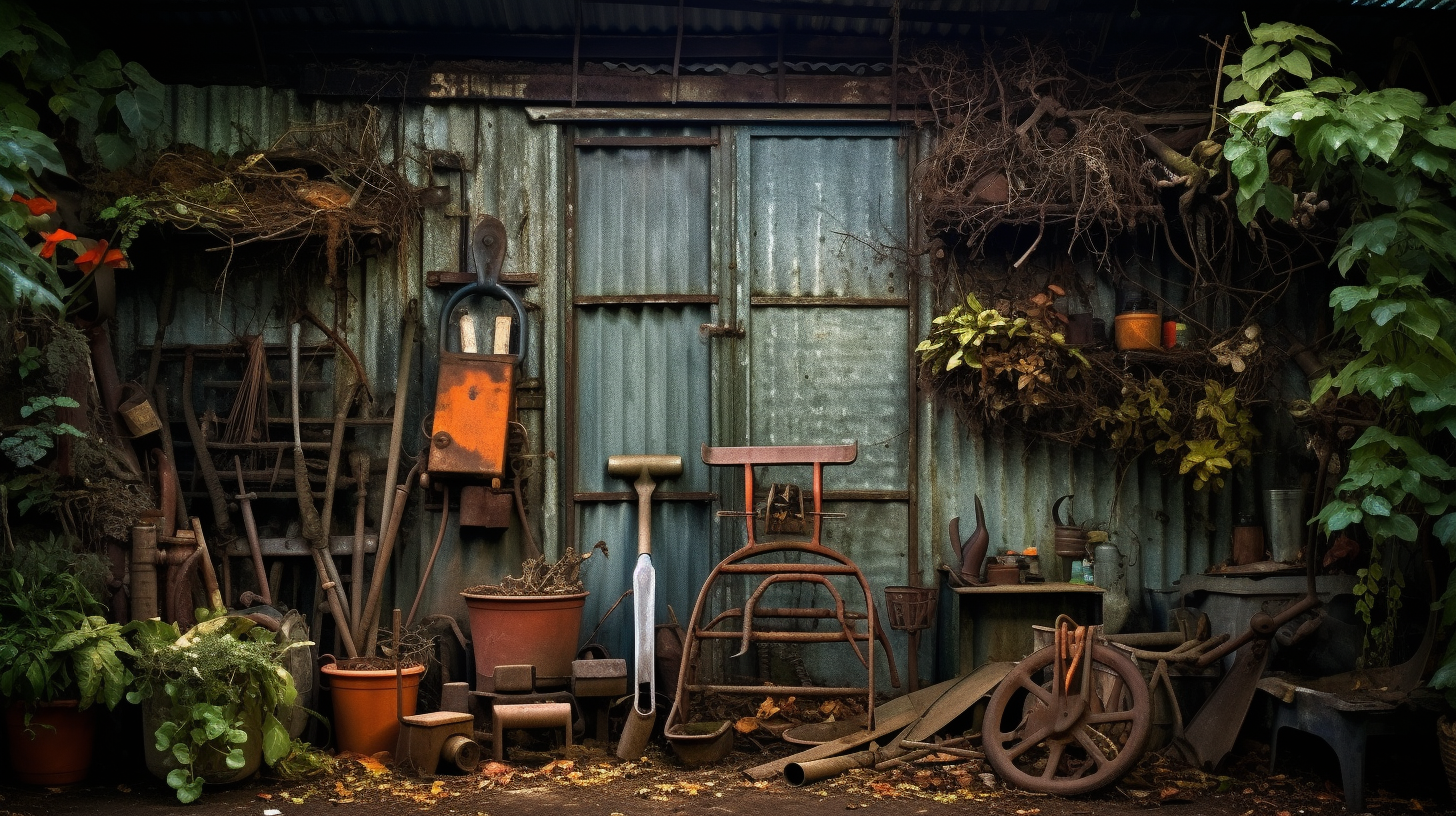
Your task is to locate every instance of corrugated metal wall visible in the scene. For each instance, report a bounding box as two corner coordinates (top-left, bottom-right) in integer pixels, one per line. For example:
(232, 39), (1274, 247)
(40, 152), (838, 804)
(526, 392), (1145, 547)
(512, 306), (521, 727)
(113, 86), (566, 634)
(112, 86), (1254, 688)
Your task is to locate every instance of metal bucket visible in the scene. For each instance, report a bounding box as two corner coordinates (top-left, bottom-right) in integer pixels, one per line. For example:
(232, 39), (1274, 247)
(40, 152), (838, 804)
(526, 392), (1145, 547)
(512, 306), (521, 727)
(1263, 490), (1308, 563)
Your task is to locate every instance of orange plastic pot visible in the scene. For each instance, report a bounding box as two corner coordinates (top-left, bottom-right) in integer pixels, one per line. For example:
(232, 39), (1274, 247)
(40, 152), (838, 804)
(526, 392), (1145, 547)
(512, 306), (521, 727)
(320, 663), (424, 756)
(1114, 312), (1162, 351)
(5, 700), (95, 785)
(461, 592), (588, 688)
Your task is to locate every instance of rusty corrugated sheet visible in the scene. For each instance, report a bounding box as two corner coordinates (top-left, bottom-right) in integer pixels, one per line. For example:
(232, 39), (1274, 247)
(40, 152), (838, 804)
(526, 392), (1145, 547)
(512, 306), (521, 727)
(112, 86), (567, 631)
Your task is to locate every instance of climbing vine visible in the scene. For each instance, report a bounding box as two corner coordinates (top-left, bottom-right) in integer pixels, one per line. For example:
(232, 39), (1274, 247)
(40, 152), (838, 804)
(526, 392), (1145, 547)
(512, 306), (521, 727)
(1223, 18), (1456, 671)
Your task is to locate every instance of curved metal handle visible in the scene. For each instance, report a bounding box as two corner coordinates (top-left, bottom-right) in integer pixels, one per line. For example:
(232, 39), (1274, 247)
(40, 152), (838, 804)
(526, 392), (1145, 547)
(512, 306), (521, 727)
(437, 215), (528, 365)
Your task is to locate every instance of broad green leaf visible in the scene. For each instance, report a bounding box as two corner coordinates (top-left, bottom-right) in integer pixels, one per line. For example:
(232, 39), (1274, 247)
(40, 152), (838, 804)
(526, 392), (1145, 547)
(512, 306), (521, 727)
(1361, 494), (1392, 517)
(224, 748), (246, 770)
(1320, 500), (1363, 531)
(261, 713), (289, 765)
(1370, 300), (1406, 326)
(1364, 120), (1405, 163)
(1279, 50), (1313, 80)
(1387, 513), (1420, 542)
(1307, 76), (1354, 94)
(165, 768), (189, 790)
(92, 133), (135, 171)
(1424, 125), (1456, 148)
(1250, 21), (1336, 47)
(1435, 512), (1456, 546)
(1242, 43), (1280, 69)
(178, 778), (204, 804)
(171, 743), (191, 765)
(1265, 184), (1295, 220)
(1223, 80), (1253, 103)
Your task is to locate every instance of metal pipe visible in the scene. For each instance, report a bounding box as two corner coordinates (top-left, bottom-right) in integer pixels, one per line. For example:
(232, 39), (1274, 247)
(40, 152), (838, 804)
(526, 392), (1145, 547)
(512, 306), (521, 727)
(130, 523), (159, 620)
(376, 302), (418, 576)
(292, 323), (357, 658)
(189, 517), (226, 614)
(349, 450), (370, 641)
(151, 450), (178, 538)
(233, 456), (272, 607)
(361, 461), (421, 655)
(182, 350), (234, 540)
(785, 750), (879, 786)
(491, 703), (572, 762)
(406, 484), (450, 629)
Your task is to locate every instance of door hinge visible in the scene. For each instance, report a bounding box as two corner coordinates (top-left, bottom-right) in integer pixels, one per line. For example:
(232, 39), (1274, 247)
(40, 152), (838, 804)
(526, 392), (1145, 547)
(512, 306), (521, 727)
(699, 322), (745, 339)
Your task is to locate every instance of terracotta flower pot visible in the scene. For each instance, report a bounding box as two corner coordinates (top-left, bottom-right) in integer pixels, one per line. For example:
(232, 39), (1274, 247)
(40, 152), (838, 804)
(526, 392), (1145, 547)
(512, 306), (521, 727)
(321, 663), (424, 756)
(5, 700), (96, 785)
(460, 591), (588, 688)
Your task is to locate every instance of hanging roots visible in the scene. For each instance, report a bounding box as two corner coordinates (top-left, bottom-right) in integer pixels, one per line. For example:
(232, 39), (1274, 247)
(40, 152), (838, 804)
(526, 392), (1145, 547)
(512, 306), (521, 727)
(97, 106), (419, 286)
(911, 40), (1210, 266)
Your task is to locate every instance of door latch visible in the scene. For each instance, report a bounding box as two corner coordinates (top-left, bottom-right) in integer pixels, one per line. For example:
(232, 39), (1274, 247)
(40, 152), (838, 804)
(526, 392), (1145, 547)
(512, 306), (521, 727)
(699, 322), (745, 339)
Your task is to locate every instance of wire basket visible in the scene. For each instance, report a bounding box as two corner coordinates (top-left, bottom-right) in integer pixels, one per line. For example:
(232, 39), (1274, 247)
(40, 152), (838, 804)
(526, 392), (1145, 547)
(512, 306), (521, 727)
(883, 586), (937, 632)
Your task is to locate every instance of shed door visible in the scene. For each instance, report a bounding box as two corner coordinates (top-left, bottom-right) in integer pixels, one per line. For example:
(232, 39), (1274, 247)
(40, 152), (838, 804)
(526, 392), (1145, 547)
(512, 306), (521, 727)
(570, 130), (721, 663)
(569, 126), (913, 686)
(732, 126), (914, 688)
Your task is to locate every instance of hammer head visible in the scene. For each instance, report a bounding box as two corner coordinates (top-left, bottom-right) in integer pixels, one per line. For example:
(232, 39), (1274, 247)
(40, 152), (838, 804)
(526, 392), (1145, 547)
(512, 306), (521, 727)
(607, 454), (684, 481)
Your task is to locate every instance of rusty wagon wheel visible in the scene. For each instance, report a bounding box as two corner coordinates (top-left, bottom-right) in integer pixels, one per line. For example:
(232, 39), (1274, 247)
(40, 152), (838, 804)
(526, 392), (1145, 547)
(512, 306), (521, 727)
(983, 643), (1151, 795)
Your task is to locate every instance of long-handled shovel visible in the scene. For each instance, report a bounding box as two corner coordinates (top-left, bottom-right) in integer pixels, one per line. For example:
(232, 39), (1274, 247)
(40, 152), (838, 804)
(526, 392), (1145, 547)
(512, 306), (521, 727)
(607, 454), (682, 760)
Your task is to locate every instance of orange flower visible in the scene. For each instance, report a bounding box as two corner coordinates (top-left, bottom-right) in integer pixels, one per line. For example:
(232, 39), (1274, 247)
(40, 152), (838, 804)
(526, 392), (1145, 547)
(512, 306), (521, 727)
(38, 229), (76, 259)
(10, 193), (56, 216)
(73, 239), (128, 274)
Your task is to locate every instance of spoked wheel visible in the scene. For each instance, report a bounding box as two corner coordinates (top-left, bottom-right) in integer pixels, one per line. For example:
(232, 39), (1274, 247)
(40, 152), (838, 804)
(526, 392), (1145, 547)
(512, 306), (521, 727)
(983, 643), (1151, 795)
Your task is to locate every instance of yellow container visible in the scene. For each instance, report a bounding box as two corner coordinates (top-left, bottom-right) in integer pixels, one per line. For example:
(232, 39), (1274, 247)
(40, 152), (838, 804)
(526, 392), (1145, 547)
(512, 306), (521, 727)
(1114, 312), (1162, 351)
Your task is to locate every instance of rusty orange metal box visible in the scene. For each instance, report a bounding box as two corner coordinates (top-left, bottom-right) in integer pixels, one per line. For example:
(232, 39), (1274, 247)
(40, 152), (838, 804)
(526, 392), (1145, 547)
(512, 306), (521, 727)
(430, 352), (515, 477)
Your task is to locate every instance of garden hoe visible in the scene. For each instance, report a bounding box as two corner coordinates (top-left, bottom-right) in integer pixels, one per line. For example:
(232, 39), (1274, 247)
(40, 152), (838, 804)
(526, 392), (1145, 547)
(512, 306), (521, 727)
(607, 454), (682, 760)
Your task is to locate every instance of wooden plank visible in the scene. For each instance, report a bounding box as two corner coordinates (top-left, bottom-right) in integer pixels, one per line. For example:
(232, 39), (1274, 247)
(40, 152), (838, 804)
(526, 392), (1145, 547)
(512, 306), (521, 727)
(744, 662), (1014, 781)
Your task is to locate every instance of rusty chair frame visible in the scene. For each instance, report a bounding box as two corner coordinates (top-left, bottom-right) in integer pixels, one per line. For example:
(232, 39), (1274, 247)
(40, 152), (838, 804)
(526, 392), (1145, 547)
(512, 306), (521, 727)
(664, 443), (899, 756)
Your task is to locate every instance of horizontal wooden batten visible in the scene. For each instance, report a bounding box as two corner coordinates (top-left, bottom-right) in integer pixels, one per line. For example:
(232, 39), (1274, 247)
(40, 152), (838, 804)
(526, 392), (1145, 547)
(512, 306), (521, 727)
(750, 296), (909, 308)
(574, 136), (719, 147)
(574, 491), (717, 502)
(574, 294), (718, 306)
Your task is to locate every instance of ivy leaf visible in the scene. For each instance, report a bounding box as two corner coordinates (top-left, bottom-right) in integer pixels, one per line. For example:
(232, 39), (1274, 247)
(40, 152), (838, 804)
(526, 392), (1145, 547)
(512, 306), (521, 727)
(1361, 494), (1393, 517)
(171, 742), (191, 765)
(165, 768), (189, 791)
(224, 748), (246, 770)
(177, 778), (204, 805)
(1319, 500), (1363, 531)
(1370, 300), (1406, 326)
(1435, 512), (1456, 546)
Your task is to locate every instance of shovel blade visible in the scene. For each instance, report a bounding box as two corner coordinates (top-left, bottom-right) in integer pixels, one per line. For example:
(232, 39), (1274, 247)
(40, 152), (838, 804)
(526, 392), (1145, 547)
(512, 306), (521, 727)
(633, 553), (656, 716)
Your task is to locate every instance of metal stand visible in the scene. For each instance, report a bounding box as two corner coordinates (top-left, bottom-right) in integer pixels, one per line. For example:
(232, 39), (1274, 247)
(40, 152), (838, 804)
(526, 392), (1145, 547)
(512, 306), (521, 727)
(664, 443), (899, 764)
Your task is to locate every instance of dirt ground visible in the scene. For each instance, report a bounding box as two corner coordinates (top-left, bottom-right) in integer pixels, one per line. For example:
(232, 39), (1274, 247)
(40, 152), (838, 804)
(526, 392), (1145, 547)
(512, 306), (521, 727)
(2, 729), (1452, 816)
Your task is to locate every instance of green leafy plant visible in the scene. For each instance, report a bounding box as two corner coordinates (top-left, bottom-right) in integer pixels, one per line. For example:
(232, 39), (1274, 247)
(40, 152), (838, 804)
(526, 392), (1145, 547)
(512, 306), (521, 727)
(0, 2), (163, 314)
(1095, 378), (1258, 491)
(1222, 18), (1456, 671)
(1, 394), (83, 468)
(0, 537), (133, 716)
(127, 616), (310, 803)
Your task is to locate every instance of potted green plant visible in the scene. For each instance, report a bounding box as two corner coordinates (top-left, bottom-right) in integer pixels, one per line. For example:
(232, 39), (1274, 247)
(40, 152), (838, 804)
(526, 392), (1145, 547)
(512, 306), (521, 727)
(0, 537), (134, 785)
(126, 615), (310, 803)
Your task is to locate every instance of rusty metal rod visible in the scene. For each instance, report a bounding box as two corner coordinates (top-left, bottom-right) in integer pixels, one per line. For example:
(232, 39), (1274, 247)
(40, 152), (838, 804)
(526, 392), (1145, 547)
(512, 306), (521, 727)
(182, 350), (234, 541)
(361, 461), (421, 656)
(233, 456), (272, 607)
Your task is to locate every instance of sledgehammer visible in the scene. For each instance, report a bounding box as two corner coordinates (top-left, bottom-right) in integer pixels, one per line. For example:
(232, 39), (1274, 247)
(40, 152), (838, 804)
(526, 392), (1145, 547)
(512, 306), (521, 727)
(607, 453), (683, 759)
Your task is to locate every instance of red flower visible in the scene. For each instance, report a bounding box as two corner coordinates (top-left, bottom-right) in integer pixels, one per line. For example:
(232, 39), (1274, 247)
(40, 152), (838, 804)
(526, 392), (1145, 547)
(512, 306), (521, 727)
(10, 193), (57, 216)
(74, 239), (128, 274)
(38, 229), (76, 259)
